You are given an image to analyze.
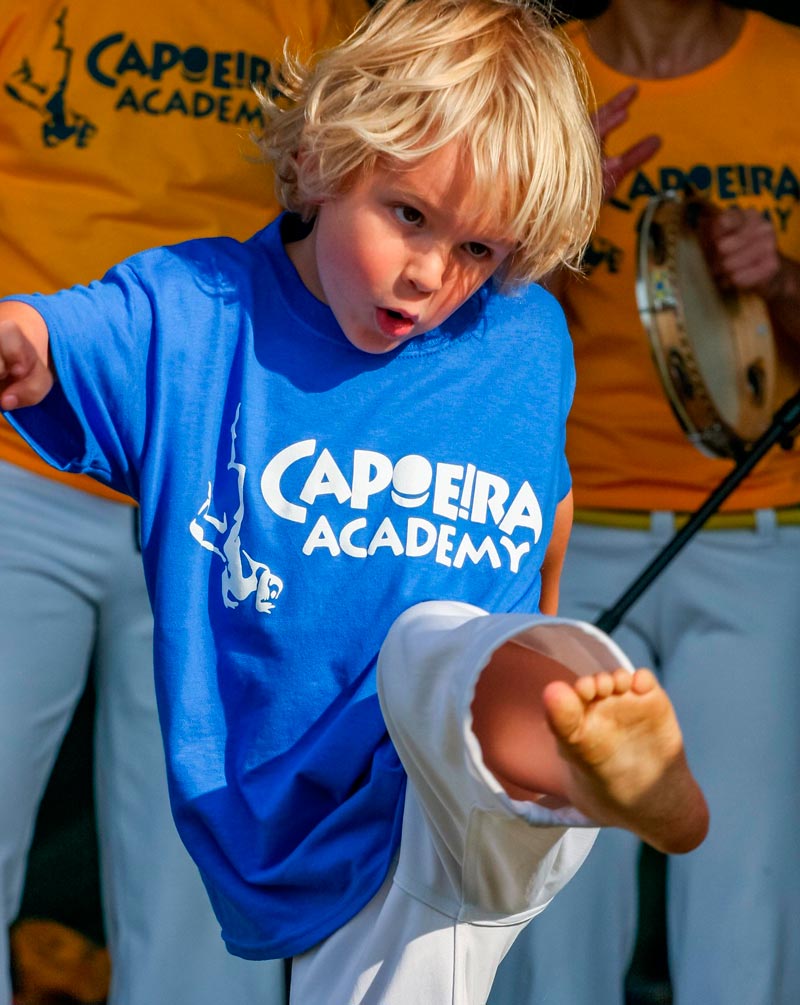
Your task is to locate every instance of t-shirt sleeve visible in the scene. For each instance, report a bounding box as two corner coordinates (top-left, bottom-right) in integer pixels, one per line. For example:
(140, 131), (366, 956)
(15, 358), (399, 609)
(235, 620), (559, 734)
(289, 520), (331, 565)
(3, 261), (155, 500)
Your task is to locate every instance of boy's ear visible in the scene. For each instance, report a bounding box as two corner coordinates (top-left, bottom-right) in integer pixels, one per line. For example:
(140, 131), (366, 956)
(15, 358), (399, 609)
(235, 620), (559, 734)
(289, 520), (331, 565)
(293, 146), (324, 209)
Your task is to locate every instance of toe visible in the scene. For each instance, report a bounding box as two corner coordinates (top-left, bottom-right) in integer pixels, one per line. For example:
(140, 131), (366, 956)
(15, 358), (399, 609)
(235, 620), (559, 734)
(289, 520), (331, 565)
(574, 674), (599, 701)
(632, 667), (658, 694)
(543, 680), (585, 741)
(594, 671), (615, 698)
(612, 668), (633, 693)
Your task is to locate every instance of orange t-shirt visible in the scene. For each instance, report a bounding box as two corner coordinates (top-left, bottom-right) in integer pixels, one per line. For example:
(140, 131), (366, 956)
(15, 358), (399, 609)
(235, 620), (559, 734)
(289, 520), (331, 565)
(564, 12), (800, 512)
(0, 0), (367, 502)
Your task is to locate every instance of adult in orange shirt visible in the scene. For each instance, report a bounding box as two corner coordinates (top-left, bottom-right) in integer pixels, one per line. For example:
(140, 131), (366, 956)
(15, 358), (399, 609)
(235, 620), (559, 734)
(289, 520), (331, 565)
(490, 2), (800, 1004)
(0, 3), (365, 1004)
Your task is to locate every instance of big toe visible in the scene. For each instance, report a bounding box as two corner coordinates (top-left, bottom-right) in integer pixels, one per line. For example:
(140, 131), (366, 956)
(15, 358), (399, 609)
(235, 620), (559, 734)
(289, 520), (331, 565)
(542, 680), (585, 742)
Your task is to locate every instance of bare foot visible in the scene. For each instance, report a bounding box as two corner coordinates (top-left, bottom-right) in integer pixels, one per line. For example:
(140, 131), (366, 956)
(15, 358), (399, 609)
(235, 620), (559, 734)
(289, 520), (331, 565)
(542, 669), (709, 854)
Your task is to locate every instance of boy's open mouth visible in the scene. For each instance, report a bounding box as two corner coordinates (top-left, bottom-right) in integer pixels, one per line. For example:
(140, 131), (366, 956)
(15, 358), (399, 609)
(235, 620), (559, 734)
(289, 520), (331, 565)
(376, 307), (417, 338)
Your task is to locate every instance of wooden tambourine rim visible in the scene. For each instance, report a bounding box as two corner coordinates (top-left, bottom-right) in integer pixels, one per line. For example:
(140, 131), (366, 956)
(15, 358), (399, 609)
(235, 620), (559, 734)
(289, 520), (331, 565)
(636, 190), (776, 460)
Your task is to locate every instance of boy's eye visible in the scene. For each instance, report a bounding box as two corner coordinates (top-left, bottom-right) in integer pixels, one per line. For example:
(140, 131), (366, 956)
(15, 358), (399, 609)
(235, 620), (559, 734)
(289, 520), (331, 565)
(394, 205), (424, 226)
(464, 241), (491, 260)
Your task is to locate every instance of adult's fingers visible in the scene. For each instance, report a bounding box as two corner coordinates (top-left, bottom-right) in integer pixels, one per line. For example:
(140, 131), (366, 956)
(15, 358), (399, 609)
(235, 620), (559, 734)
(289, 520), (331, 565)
(603, 134), (662, 199)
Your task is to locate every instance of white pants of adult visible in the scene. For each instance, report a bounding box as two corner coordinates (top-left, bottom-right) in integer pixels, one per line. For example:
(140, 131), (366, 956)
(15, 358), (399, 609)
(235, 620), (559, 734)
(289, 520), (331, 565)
(291, 600), (634, 1005)
(0, 462), (285, 1005)
(489, 515), (800, 1005)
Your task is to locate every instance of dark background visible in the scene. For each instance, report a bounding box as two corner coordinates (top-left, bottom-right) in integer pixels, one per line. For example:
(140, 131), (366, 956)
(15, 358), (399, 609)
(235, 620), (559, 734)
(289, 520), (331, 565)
(556, 0), (800, 25)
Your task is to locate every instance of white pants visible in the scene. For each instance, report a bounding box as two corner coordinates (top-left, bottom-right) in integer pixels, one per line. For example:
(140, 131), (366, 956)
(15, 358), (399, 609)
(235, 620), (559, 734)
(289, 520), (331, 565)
(491, 516), (800, 1005)
(292, 600), (634, 1005)
(0, 461), (285, 1005)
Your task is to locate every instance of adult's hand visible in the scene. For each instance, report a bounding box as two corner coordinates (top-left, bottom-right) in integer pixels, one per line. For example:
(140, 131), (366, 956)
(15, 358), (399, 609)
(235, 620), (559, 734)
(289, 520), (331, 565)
(593, 85), (661, 200)
(709, 207), (800, 342)
(709, 207), (783, 296)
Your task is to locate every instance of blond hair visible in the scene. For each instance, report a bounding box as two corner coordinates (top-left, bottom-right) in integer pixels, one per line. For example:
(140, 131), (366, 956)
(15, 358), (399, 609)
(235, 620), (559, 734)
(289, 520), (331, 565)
(256, 0), (601, 285)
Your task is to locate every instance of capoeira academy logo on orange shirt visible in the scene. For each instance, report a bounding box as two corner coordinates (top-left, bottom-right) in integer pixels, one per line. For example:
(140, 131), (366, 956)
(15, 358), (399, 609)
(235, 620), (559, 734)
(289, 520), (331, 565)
(3, 5), (270, 149)
(583, 162), (800, 277)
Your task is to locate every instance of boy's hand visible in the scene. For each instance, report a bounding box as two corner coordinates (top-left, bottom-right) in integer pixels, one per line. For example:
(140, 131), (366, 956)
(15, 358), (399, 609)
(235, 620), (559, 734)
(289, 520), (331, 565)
(0, 318), (54, 410)
(593, 85), (661, 200)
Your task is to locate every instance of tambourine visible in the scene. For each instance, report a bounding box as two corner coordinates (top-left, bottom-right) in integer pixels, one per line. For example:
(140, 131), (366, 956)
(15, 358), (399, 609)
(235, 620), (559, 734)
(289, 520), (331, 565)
(636, 189), (798, 460)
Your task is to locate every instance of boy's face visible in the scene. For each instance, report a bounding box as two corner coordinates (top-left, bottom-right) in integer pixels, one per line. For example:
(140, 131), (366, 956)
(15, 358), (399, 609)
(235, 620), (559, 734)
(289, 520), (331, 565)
(287, 140), (515, 354)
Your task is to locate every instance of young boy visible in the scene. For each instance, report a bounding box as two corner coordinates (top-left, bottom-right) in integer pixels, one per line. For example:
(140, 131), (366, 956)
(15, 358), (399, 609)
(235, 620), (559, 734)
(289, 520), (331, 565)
(0, 0), (708, 1001)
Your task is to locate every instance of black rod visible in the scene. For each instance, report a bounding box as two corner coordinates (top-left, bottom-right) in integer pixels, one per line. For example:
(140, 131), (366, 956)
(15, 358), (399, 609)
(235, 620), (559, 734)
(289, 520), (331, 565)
(594, 389), (800, 634)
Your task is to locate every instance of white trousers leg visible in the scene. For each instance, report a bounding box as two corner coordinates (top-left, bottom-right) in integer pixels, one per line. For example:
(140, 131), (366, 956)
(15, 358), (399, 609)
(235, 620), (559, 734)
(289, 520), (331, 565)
(292, 600), (634, 1005)
(0, 462), (286, 1005)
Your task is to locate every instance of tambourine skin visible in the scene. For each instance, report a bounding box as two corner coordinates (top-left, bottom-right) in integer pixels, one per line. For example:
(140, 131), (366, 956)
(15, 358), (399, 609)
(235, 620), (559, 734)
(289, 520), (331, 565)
(636, 189), (776, 460)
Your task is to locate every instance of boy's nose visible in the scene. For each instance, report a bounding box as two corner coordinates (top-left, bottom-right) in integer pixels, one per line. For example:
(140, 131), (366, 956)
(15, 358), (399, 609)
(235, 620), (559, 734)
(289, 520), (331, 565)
(404, 246), (448, 293)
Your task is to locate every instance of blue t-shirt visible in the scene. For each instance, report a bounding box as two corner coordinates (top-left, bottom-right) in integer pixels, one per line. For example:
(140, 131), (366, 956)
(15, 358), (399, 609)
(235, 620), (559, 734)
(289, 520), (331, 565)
(7, 214), (575, 959)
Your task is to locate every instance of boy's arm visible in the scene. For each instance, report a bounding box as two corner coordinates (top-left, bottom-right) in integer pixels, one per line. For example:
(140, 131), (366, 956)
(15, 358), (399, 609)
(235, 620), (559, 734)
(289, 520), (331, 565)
(0, 301), (54, 410)
(539, 489), (573, 616)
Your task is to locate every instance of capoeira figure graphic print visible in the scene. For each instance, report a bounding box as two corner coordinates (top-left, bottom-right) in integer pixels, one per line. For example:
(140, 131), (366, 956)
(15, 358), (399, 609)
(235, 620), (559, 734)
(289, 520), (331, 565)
(189, 404), (283, 613)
